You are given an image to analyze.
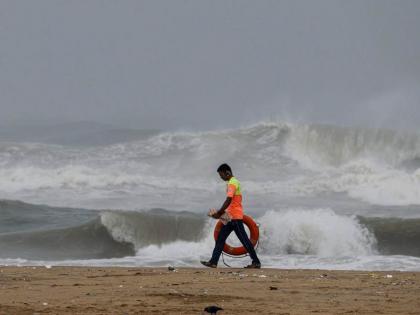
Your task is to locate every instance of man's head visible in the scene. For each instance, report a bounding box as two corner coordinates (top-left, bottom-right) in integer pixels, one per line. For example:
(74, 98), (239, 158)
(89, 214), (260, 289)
(217, 163), (233, 181)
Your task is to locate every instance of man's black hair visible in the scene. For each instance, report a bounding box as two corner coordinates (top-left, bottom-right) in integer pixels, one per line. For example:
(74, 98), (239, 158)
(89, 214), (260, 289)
(217, 163), (232, 173)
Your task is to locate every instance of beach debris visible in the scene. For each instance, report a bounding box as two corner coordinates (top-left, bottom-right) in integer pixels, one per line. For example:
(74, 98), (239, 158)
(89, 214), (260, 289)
(167, 266), (176, 271)
(229, 271), (247, 278)
(258, 275), (267, 278)
(386, 274), (393, 278)
(269, 286), (278, 290)
(44, 265), (52, 269)
(203, 305), (223, 314)
(318, 273), (338, 280)
(42, 302), (48, 306)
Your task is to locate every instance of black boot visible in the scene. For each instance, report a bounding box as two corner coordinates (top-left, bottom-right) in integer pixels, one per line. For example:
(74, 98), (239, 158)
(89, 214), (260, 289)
(200, 260), (217, 268)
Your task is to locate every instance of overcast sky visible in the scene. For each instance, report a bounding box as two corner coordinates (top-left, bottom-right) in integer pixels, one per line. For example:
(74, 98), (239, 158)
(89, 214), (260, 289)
(0, 0), (419, 130)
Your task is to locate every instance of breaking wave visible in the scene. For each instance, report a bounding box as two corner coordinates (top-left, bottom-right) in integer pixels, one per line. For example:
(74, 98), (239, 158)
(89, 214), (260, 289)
(1, 201), (420, 262)
(258, 209), (376, 256)
(1, 122), (420, 207)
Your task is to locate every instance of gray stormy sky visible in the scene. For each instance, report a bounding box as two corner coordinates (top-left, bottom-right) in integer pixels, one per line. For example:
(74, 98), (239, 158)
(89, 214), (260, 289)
(0, 0), (419, 131)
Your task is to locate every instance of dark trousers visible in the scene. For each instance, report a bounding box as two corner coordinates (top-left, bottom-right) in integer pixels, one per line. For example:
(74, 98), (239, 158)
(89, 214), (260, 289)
(210, 219), (260, 265)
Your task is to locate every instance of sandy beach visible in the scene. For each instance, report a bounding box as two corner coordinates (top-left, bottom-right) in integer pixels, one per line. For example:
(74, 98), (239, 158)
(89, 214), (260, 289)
(0, 267), (419, 314)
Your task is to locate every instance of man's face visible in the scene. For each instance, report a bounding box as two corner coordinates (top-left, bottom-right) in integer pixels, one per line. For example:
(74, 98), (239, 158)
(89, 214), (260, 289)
(218, 171), (230, 181)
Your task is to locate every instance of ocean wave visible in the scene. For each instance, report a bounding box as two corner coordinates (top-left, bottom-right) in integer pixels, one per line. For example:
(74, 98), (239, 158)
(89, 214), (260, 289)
(2, 201), (420, 262)
(0, 218), (134, 260)
(100, 209), (206, 250)
(285, 124), (420, 168)
(293, 160), (420, 206)
(0, 201), (206, 260)
(1, 122), (420, 208)
(2, 122), (420, 169)
(258, 208), (376, 256)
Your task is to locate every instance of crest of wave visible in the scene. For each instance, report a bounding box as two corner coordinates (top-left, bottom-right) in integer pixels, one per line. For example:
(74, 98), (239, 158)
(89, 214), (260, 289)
(285, 124), (420, 168)
(258, 208), (377, 257)
(295, 159), (420, 206)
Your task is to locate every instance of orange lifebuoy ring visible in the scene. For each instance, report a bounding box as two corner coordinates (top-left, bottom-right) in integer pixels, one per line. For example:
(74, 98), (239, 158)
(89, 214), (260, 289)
(213, 215), (259, 256)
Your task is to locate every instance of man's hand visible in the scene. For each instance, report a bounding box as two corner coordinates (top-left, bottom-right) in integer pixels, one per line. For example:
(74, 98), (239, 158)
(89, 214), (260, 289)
(208, 208), (217, 217)
(208, 197), (232, 220)
(208, 208), (221, 219)
(212, 212), (222, 219)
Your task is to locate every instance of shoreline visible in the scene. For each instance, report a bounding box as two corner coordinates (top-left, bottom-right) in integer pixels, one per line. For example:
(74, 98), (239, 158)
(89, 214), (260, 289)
(1, 266), (420, 314)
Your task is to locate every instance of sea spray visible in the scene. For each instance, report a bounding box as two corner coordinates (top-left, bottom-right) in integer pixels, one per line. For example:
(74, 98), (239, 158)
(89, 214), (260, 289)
(1, 122), (420, 207)
(258, 208), (377, 256)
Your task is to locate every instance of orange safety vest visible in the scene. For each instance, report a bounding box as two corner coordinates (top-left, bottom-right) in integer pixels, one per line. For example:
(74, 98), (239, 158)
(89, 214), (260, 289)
(226, 177), (243, 220)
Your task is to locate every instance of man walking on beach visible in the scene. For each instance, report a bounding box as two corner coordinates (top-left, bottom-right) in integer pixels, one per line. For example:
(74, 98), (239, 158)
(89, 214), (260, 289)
(201, 163), (261, 269)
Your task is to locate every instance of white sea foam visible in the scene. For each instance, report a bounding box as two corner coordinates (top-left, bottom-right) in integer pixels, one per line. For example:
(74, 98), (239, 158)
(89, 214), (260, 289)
(1, 122), (420, 208)
(2, 202), (420, 271)
(3, 254), (420, 271)
(101, 208), (377, 263)
(284, 124), (420, 168)
(258, 208), (376, 256)
(293, 160), (420, 206)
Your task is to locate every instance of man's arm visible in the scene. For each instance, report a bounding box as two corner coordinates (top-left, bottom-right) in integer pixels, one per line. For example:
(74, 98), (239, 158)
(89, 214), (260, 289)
(212, 197), (232, 219)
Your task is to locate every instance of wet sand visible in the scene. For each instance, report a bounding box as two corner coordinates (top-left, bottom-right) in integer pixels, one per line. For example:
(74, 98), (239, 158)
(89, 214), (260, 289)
(0, 266), (420, 314)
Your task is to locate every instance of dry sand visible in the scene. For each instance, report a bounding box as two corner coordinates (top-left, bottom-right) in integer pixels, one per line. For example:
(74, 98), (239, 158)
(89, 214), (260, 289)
(0, 266), (420, 314)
